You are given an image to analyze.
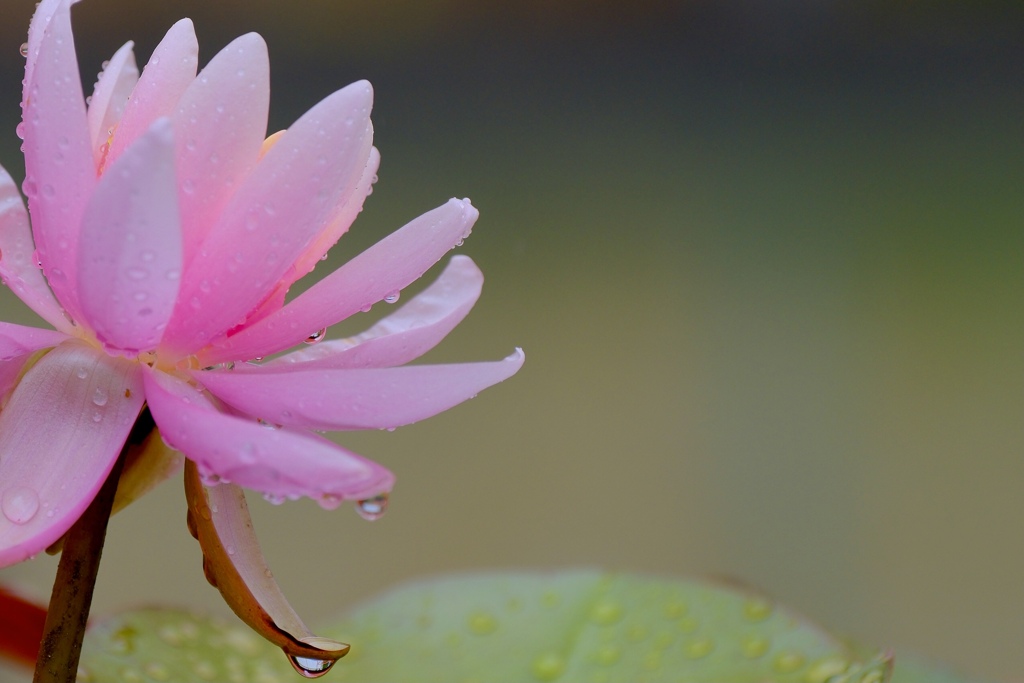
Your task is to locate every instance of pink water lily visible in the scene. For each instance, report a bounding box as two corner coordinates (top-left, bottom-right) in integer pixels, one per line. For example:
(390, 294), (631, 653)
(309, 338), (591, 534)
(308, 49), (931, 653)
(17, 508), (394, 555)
(0, 0), (521, 659)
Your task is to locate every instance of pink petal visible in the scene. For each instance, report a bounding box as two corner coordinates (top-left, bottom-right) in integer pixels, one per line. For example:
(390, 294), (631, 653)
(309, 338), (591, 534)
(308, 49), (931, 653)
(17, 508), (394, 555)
(0, 322), (69, 400)
(171, 33), (270, 265)
(0, 164), (69, 331)
(77, 118), (182, 354)
(86, 41), (138, 165)
(107, 19), (198, 167)
(143, 368), (393, 503)
(21, 0), (96, 324)
(201, 197), (478, 365)
(0, 340), (144, 567)
(162, 81), (374, 357)
(266, 254), (483, 370)
(196, 347), (524, 431)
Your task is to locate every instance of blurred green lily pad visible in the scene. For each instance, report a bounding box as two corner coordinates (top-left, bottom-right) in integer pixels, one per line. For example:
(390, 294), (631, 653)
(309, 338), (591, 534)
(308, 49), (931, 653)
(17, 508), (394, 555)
(81, 570), (906, 682)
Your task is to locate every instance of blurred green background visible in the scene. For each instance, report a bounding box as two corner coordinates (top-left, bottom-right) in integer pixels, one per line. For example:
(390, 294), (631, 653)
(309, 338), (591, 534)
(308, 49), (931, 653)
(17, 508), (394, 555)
(0, 0), (1021, 680)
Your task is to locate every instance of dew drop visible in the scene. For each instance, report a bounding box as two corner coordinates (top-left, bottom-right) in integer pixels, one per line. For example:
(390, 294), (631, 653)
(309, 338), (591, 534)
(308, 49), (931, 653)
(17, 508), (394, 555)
(15, 122), (26, 140)
(125, 266), (148, 280)
(355, 493), (389, 521)
(91, 412), (102, 423)
(2, 486), (39, 524)
(304, 328), (326, 344)
(683, 636), (715, 659)
(76, 367), (88, 379)
(286, 654), (335, 679)
(467, 611), (497, 635)
(383, 290), (400, 304)
(19, 43), (29, 58)
(588, 599), (623, 625)
(92, 388), (108, 406)
(531, 653), (565, 682)
(263, 492), (286, 505)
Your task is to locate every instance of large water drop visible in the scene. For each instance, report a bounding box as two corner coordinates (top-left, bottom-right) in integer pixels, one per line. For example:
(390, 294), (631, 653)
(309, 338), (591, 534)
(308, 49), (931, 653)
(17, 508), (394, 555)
(286, 654), (335, 679)
(355, 493), (389, 521)
(2, 487), (40, 524)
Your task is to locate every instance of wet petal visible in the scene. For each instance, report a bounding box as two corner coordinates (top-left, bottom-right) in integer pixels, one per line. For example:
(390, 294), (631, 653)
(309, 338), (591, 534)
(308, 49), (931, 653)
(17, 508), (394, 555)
(267, 255), (483, 370)
(184, 462), (349, 665)
(143, 368), (393, 502)
(163, 81), (373, 357)
(86, 41), (138, 164)
(0, 164), (68, 331)
(202, 198), (477, 365)
(0, 322), (69, 400)
(172, 33), (270, 265)
(199, 348), (524, 431)
(0, 340), (144, 567)
(22, 0), (96, 323)
(77, 118), (182, 354)
(107, 19), (199, 167)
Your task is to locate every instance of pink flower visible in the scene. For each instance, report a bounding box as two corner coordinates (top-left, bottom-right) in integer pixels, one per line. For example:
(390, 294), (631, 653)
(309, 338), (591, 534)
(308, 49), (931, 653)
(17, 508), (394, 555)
(0, 0), (521, 594)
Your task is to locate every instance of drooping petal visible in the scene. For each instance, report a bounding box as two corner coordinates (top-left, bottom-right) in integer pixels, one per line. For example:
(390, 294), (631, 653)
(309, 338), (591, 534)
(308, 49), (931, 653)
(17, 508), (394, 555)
(0, 340), (144, 567)
(0, 322), (69, 400)
(143, 368), (393, 502)
(77, 118), (182, 354)
(184, 462), (349, 666)
(161, 81), (374, 357)
(266, 254), (483, 370)
(107, 19), (198, 167)
(0, 164), (68, 331)
(21, 0), (96, 323)
(86, 41), (139, 165)
(197, 348), (524, 432)
(201, 197), (477, 365)
(172, 33), (270, 265)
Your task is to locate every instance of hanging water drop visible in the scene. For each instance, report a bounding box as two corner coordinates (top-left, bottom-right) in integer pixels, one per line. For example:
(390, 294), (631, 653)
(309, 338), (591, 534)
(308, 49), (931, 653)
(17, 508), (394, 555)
(19, 43), (29, 58)
(355, 493), (389, 521)
(286, 654), (335, 679)
(15, 122), (25, 140)
(383, 290), (400, 304)
(304, 328), (326, 344)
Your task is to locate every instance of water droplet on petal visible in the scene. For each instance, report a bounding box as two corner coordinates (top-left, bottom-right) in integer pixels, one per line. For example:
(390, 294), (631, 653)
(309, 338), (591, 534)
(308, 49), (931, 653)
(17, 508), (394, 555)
(92, 388), (108, 406)
(19, 43), (29, 58)
(76, 367), (88, 379)
(383, 290), (400, 304)
(286, 654), (335, 679)
(263, 492), (286, 505)
(15, 122), (25, 140)
(2, 487), (39, 524)
(304, 328), (326, 344)
(355, 493), (389, 521)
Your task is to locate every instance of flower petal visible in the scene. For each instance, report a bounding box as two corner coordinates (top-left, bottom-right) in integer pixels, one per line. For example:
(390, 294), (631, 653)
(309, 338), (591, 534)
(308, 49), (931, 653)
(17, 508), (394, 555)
(202, 197), (478, 365)
(0, 164), (68, 331)
(77, 118), (182, 354)
(172, 33), (270, 265)
(21, 0), (96, 323)
(0, 340), (144, 567)
(107, 19), (199, 167)
(198, 348), (524, 432)
(266, 254), (483, 370)
(162, 81), (374, 357)
(0, 322), (69, 401)
(86, 41), (139, 165)
(110, 419), (183, 517)
(184, 463), (349, 665)
(143, 368), (393, 502)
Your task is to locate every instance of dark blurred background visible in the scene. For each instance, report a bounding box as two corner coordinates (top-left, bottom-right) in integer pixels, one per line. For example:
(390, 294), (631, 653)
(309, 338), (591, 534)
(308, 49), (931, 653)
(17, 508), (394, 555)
(0, 0), (1022, 679)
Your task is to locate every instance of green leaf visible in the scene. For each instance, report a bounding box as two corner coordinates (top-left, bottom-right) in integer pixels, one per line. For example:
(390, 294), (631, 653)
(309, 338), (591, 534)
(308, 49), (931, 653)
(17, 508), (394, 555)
(81, 570), (896, 683)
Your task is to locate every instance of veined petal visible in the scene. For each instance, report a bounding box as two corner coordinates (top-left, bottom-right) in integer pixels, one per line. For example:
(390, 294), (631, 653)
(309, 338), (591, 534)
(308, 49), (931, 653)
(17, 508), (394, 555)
(266, 254), (483, 370)
(22, 0), (95, 324)
(0, 165), (68, 331)
(197, 348), (524, 431)
(0, 340), (144, 567)
(201, 197), (477, 365)
(77, 118), (182, 354)
(184, 464), (349, 665)
(143, 368), (393, 502)
(172, 33), (270, 265)
(107, 19), (199, 167)
(162, 81), (374, 357)
(86, 41), (139, 165)
(0, 322), (69, 401)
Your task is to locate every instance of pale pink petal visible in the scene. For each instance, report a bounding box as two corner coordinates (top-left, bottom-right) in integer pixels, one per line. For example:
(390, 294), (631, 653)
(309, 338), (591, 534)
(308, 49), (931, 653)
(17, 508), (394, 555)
(77, 118), (181, 354)
(86, 41), (138, 165)
(266, 255), (483, 370)
(196, 348), (524, 431)
(0, 340), (144, 567)
(107, 19), (198, 166)
(143, 368), (393, 502)
(0, 322), (69, 399)
(201, 197), (477, 365)
(21, 0), (96, 323)
(171, 33), (270, 264)
(162, 81), (374, 357)
(0, 164), (69, 331)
